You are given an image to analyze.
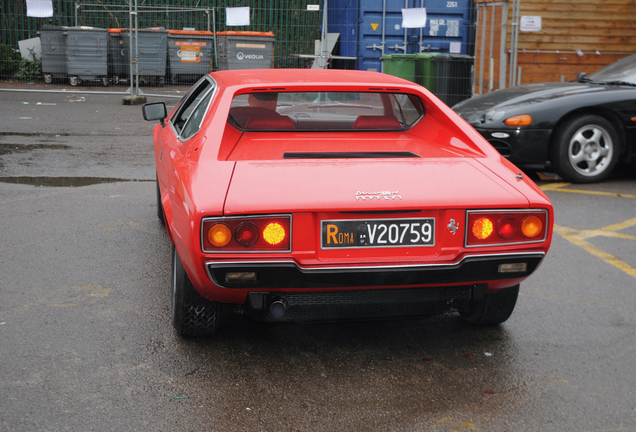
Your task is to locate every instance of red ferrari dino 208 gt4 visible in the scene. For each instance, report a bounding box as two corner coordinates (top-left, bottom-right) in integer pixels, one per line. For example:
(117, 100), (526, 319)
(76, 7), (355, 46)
(143, 69), (553, 337)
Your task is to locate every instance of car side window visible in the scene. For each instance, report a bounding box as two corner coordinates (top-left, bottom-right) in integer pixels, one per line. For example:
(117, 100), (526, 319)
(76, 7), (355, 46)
(180, 90), (213, 140)
(171, 78), (215, 139)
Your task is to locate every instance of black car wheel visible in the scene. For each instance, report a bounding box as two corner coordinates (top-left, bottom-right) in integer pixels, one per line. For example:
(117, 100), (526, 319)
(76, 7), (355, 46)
(172, 244), (221, 337)
(551, 115), (619, 183)
(156, 176), (165, 225)
(460, 284), (519, 325)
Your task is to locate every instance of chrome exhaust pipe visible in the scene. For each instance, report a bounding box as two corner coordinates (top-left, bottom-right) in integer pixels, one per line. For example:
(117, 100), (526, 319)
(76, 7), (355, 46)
(269, 300), (287, 318)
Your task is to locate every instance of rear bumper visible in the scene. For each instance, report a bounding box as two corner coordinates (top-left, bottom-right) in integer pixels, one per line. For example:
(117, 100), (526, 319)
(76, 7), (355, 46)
(242, 284), (485, 322)
(206, 252), (544, 290)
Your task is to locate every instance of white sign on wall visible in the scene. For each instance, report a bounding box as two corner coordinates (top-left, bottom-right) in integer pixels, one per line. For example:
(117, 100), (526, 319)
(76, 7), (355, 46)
(520, 16), (542, 32)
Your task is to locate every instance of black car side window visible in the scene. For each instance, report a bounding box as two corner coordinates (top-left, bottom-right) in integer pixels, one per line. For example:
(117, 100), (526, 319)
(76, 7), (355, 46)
(171, 78), (215, 138)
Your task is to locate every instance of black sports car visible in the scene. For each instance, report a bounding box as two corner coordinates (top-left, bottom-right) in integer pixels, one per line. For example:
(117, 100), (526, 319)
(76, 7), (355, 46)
(453, 54), (636, 183)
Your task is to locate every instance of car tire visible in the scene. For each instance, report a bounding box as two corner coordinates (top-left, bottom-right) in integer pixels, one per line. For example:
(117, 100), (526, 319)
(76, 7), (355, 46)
(460, 284), (519, 326)
(69, 76), (80, 86)
(551, 114), (619, 183)
(172, 244), (221, 337)
(156, 176), (165, 225)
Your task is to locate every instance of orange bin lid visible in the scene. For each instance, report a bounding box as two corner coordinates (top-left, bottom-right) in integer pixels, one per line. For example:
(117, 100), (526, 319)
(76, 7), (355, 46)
(216, 31), (274, 37)
(108, 28), (167, 33)
(168, 30), (214, 36)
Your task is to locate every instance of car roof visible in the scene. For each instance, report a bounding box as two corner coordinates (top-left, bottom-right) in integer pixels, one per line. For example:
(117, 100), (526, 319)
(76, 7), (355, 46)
(209, 68), (420, 90)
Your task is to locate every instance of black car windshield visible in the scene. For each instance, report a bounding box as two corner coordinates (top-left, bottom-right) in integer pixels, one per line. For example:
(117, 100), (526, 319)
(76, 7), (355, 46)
(228, 91), (424, 131)
(589, 54), (636, 85)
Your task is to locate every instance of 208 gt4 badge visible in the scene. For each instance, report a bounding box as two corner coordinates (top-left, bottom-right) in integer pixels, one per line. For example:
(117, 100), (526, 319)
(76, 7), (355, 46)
(447, 219), (459, 235)
(355, 191), (402, 201)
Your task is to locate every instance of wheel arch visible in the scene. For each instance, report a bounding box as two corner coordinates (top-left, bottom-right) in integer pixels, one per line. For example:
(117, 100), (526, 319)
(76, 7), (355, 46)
(161, 192), (175, 244)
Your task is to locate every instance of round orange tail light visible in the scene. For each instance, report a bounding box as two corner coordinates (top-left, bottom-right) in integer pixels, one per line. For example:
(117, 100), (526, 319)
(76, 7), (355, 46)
(208, 223), (232, 247)
(472, 217), (494, 240)
(262, 222), (286, 245)
(521, 215), (543, 238)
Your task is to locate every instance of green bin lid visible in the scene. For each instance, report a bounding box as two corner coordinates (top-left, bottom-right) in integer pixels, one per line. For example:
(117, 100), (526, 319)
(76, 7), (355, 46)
(413, 53), (440, 59)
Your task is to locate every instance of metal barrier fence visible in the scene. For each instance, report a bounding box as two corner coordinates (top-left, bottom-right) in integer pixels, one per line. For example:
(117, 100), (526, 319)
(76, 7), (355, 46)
(1, 0), (631, 105)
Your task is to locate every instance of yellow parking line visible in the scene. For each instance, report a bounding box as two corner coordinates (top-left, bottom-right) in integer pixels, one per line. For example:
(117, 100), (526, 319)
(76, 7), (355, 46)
(540, 182), (636, 198)
(554, 221), (636, 280)
(600, 217), (636, 233)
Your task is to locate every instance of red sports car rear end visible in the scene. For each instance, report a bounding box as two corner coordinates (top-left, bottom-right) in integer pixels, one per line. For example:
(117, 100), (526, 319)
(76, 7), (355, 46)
(143, 69), (553, 337)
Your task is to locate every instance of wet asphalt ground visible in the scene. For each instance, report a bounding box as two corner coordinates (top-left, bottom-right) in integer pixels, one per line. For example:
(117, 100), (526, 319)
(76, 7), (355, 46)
(1, 87), (635, 431)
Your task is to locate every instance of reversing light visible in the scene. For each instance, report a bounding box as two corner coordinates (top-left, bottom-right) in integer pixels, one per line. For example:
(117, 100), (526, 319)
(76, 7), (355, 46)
(499, 263), (528, 273)
(235, 222), (259, 246)
(504, 114), (532, 126)
(497, 216), (518, 239)
(208, 223), (231, 247)
(263, 222), (286, 245)
(472, 217), (494, 240)
(225, 272), (257, 282)
(521, 215), (543, 238)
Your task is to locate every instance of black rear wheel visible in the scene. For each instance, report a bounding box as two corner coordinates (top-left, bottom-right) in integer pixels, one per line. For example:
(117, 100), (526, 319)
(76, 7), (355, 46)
(172, 244), (221, 337)
(156, 176), (165, 224)
(460, 284), (519, 325)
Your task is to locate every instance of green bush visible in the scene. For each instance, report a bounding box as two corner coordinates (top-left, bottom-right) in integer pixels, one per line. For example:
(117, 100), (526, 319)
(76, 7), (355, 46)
(13, 58), (43, 80)
(0, 44), (22, 76)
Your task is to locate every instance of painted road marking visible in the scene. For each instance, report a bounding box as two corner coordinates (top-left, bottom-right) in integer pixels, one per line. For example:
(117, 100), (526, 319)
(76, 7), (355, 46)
(540, 182), (636, 198)
(554, 217), (636, 280)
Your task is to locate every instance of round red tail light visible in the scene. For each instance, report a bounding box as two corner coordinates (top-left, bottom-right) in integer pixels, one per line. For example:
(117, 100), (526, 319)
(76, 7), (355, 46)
(235, 222), (259, 246)
(497, 216), (518, 239)
(262, 222), (286, 245)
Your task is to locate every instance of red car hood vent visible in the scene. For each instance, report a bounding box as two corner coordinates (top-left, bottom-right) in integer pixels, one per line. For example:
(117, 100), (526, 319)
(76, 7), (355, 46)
(223, 160), (529, 214)
(283, 151), (421, 159)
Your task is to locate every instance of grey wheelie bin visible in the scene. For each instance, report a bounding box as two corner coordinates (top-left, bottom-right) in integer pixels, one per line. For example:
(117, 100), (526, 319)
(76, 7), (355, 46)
(167, 30), (215, 84)
(39, 25), (67, 84)
(216, 31), (275, 70)
(65, 26), (109, 86)
(121, 28), (168, 86)
(107, 28), (127, 85)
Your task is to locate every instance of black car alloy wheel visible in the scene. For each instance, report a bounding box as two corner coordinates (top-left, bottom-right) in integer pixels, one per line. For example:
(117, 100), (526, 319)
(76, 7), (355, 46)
(551, 114), (619, 183)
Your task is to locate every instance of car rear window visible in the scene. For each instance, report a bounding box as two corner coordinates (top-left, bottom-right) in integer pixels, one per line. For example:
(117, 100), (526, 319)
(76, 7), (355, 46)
(228, 92), (424, 131)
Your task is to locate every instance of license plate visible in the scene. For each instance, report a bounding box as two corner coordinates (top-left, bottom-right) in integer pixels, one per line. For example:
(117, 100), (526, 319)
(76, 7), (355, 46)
(321, 218), (435, 249)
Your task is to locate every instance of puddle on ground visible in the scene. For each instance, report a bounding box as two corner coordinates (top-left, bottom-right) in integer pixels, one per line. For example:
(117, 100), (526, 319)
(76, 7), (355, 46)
(0, 132), (70, 137)
(0, 177), (152, 187)
(0, 143), (73, 155)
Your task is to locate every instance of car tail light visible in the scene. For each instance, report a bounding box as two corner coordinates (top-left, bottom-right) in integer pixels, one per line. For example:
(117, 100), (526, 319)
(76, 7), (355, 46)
(207, 223), (232, 247)
(202, 215), (291, 252)
(466, 210), (547, 246)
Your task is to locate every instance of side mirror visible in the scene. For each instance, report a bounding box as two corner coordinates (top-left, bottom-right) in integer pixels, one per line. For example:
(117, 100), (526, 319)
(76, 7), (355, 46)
(142, 102), (167, 127)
